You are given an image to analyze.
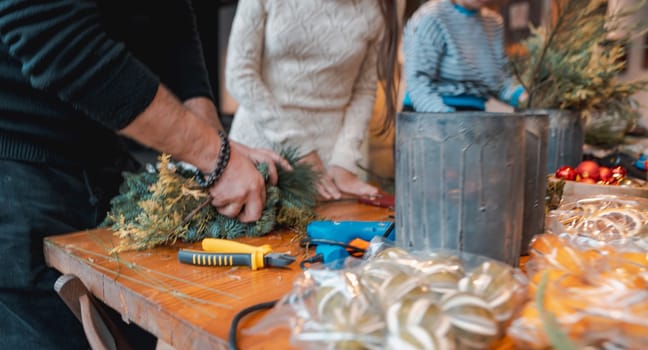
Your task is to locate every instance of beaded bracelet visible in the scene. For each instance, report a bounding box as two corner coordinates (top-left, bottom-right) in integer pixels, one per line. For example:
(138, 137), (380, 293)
(194, 130), (231, 188)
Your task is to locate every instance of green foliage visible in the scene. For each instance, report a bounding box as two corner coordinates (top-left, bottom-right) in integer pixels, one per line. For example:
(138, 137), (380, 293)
(102, 150), (319, 252)
(512, 0), (648, 127)
(545, 177), (565, 212)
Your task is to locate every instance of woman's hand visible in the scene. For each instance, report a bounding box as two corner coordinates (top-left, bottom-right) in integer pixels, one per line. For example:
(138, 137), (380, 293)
(298, 151), (342, 200)
(328, 165), (379, 198)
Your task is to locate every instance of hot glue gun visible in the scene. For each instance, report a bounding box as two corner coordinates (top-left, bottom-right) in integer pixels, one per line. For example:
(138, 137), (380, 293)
(302, 220), (395, 268)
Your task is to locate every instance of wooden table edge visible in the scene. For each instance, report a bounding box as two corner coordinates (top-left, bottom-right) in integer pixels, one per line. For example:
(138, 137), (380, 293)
(44, 237), (230, 350)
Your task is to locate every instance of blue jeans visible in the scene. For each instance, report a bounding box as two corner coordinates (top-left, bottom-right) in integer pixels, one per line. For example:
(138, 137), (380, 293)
(0, 158), (156, 349)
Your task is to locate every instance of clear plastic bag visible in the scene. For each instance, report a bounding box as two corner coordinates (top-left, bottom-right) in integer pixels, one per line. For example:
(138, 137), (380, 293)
(247, 241), (527, 350)
(546, 194), (648, 243)
(508, 234), (648, 349)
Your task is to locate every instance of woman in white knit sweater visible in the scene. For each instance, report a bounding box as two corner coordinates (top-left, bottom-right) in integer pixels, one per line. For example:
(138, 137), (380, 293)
(225, 0), (401, 200)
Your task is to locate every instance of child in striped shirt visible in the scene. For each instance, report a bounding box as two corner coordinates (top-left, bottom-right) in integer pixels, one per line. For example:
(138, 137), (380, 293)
(403, 0), (526, 112)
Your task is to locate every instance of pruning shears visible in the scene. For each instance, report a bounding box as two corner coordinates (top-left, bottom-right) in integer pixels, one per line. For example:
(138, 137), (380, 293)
(178, 238), (296, 270)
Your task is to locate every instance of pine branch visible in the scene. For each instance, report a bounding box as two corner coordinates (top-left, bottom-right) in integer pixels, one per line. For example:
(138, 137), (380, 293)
(515, 0), (648, 123)
(180, 196), (212, 228)
(527, 0), (568, 107)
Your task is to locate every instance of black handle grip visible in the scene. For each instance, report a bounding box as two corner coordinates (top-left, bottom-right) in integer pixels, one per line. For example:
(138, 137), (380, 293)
(178, 250), (252, 267)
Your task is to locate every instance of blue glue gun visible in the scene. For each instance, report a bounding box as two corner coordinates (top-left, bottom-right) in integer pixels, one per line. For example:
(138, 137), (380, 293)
(304, 220), (395, 266)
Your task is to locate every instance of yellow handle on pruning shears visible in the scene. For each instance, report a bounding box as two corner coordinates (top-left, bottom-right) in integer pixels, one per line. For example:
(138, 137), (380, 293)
(201, 238), (272, 270)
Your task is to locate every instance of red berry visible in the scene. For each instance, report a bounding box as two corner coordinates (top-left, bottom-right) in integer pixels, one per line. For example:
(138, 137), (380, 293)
(576, 160), (600, 181)
(598, 166), (613, 182)
(555, 165), (577, 181)
(610, 165), (627, 180)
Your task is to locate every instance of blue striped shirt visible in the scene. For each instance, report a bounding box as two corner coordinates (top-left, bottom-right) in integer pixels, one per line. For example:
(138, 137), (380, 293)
(403, 0), (524, 112)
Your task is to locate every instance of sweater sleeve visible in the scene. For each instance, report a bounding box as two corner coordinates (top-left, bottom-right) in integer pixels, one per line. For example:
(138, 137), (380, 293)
(151, 0), (213, 102)
(225, 0), (281, 123)
(404, 16), (454, 113)
(329, 39), (379, 174)
(497, 79), (525, 108)
(0, 0), (160, 130)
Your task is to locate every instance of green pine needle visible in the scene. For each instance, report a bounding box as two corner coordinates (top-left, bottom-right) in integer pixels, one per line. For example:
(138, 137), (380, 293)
(276, 147), (319, 209)
(536, 272), (579, 350)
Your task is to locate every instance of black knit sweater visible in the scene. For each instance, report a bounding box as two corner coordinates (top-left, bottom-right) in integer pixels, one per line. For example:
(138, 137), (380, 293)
(0, 0), (213, 165)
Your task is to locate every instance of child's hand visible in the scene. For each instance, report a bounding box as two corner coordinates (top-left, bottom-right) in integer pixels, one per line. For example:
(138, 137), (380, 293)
(518, 91), (529, 108)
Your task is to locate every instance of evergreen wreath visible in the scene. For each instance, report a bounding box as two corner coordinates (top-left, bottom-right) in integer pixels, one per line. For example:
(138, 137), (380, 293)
(102, 149), (319, 253)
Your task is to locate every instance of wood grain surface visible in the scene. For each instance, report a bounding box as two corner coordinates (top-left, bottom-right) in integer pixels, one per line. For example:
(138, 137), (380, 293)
(45, 200), (527, 349)
(44, 200), (394, 350)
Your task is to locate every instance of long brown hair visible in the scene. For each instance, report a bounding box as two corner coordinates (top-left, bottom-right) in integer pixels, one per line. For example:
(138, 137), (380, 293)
(376, 0), (401, 134)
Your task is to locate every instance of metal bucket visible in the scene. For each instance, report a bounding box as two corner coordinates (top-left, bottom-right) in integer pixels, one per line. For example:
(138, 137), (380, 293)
(532, 109), (584, 174)
(395, 112), (525, 266)
(521, 113), (549, 254)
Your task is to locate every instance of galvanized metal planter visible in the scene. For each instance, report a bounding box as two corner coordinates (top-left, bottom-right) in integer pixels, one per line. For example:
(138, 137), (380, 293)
(395, 112), (526, 266)
(516, 108), (583, 254)
(535, 109), (584, 174)
(521, 113), (549, 255)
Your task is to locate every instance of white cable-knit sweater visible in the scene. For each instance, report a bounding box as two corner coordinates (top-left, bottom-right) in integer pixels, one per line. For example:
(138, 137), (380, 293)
(225, 0), (383, 173)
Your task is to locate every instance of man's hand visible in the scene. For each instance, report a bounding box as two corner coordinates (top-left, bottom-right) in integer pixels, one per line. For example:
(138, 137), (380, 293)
(230, 141), (292, 185)
(208, 144), (266, 222)
(328, 165), (379, 198)
(183, 96), (292, 185)
(298, 151), (341, 200)
(120, 87), (269, 222)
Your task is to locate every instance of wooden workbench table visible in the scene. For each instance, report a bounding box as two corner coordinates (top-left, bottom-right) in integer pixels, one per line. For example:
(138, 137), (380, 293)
(44, 201), (395, 350)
